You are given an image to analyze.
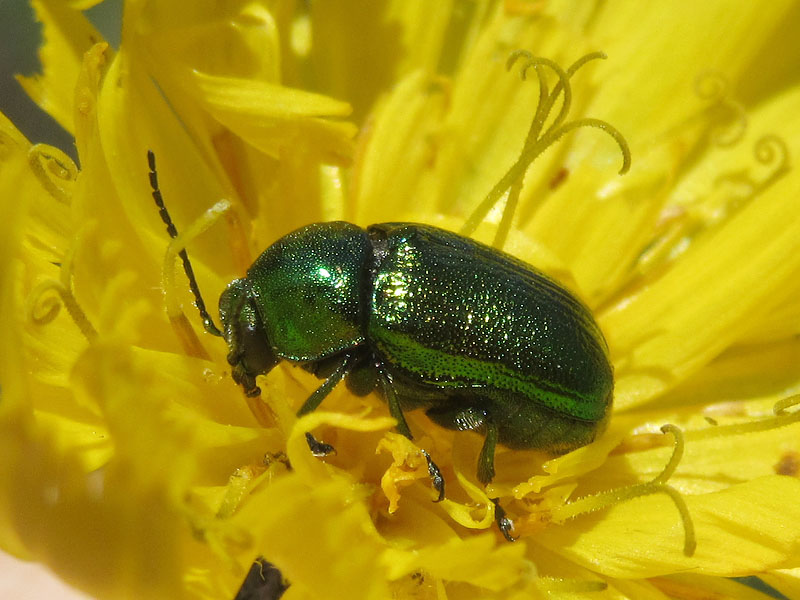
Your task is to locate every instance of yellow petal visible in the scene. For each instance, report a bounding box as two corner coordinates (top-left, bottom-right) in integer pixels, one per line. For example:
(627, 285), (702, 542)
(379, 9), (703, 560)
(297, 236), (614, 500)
(287, 410), (396, 484)
(226, 475), (389, 600)
(188, 71), (357, 163)
(603, 166), (800, 410)
(135, 2), (282, 81)
(0, 114), (37, 558)
(650, 573), (785, 600)
(577, 402), (800, 496)
(376, 432), (432, 513)
(311, 0), (478, 119)
(17, 0), (102, 133)
(762, 568), (800, 600)
(382, 534), (528, 591)
(573, 0), (798, 152)
(353, 70), (447, 224)
(528, 0), (800, 300)
(539, 475), (800, 578)
(658, 338), (800, 411)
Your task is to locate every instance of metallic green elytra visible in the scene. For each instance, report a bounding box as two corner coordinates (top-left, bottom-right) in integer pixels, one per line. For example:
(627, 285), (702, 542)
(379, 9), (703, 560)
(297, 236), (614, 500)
(148, 152), (613, 541)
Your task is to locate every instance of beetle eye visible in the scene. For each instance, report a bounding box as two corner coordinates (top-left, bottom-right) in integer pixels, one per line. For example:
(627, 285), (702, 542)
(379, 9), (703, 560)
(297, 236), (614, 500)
(239, 321), (279, 376)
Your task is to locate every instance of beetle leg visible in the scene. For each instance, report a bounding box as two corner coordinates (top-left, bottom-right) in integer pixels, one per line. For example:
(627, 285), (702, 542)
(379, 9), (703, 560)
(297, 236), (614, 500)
(298, 353), (356, 457)
(305, 432), (336, 457)
(380, 371), (446, 501)
(345, 358), (377, 396)
(491, 498), (517, 542)
(424, 404), (497, 484)
(233, 557), (288, 600)
(378, 371), (413, 439)
(420, 449), (445, 502)
(297, 353), (355, 416)
(477, 419), (499, 485)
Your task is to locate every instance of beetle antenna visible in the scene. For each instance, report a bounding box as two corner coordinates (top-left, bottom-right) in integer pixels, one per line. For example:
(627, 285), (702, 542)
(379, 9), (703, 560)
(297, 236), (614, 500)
(147, 150), (224, 337)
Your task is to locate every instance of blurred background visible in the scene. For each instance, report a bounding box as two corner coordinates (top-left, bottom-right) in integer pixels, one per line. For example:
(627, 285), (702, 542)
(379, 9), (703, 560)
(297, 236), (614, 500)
(0, 4), (121, 596)
(0, 0), (122, 161)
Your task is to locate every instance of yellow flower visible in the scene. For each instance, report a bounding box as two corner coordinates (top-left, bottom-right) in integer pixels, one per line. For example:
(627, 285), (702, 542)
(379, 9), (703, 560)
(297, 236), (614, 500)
(3, 1), (800, 598)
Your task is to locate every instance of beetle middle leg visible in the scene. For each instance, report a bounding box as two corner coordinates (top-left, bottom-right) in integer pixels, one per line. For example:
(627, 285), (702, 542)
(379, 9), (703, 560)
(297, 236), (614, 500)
(379, 371), (445, 502)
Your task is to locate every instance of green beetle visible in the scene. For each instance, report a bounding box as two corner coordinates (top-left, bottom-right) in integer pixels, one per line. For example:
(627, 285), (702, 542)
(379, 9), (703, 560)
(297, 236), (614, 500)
(148, 153), (613, 540)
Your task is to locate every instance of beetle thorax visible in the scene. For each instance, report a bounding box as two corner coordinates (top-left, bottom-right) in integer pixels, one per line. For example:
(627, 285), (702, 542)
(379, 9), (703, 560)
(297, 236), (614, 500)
(237, 222), (372, 363)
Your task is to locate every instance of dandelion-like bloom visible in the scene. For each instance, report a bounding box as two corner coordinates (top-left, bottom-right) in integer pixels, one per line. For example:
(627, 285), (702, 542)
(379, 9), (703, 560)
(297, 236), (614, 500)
(2, 1), (800, 598)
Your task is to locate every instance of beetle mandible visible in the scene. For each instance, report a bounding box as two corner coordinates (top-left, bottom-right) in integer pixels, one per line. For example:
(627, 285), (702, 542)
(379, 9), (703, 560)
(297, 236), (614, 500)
(148, 153), (613, 540)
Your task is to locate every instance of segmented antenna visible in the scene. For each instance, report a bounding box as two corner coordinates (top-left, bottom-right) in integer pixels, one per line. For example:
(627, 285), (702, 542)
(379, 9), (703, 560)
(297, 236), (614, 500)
(147, 150), (224, 337)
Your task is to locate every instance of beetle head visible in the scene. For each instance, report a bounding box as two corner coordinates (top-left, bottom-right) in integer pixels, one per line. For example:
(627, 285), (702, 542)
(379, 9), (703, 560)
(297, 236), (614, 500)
(219, 278), (280, 397)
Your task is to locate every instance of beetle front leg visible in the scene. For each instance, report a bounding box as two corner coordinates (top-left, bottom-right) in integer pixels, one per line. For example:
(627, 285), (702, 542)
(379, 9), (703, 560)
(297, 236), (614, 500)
(297, 353), (356, 416)
(380, 372), (445, 502)
(299, 353), (356, 456)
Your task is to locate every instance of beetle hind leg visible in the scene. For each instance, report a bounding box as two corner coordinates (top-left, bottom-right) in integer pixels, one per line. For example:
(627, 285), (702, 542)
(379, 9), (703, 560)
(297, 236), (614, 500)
(425, 404), (499, 485)
(426, 404), (517, 540)
(480, 422), (518, 541)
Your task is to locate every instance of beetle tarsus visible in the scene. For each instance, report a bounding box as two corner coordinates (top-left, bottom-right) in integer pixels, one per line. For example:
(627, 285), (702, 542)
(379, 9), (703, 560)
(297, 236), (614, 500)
(232, 364), (262, 397)
(492, 498), (517, 542)
(234, 556), (288, 600)
(421, 449), (445, 502)
(305, 432), (336, 457)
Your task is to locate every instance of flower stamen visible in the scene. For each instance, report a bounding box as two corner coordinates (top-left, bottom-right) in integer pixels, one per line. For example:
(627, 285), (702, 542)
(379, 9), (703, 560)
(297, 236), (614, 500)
(27, 144), (77, 205)
(26, 224), (97, 340)
(748, 134), (790, 189)
(694, 72), (747, 147)
(27, 280), (61, 325)
(509, 52), (572, 142)
(713, 134), (790, 207)
(549, 424), (696, 557)
(26, 279), (97, 340)
(637, 134), (791, 277)
(691, 395), (800, 441)
(773, 394), (800, 415)
(460, 51), (631, 250)
(652, 424), (684, 484)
